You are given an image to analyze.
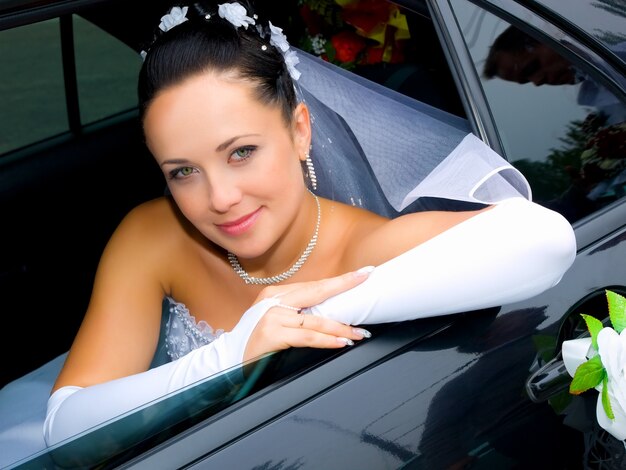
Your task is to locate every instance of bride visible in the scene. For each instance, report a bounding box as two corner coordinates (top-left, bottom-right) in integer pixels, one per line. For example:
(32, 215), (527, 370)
(42, 0), (576, 452)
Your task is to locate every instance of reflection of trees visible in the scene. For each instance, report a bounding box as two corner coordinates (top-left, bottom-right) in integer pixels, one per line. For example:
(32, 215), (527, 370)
(512, 117), (593, 202)
(593, 0), (626, 44)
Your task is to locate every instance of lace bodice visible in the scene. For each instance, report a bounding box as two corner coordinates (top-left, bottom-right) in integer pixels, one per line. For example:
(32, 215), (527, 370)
(164, 297), (224, 360)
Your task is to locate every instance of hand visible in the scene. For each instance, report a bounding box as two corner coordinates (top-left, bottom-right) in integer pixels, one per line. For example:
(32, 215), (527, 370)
(243, 268), (374, 361)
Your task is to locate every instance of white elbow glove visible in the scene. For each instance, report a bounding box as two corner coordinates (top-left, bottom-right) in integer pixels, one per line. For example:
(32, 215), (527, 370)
(44, 198), (576, 448)
(311, 197), (576, 325)
(44, 296), (281, 447)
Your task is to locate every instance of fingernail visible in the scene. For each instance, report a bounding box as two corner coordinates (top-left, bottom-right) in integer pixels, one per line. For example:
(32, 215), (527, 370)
(352, 327), (372, 339)
(354, 265), (375, 278)
(337, 337), (354, 346)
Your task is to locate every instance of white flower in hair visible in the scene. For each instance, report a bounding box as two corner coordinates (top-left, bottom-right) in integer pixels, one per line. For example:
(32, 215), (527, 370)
(159, 6), (189, 32)
(268, 22), (289, 53)
(284, 49), (301, 81)
(218, 3), (256, 29)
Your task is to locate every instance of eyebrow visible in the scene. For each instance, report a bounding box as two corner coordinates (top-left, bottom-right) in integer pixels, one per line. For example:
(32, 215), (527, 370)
(160, 158), (190, 167)
(216, 134), (260, 152)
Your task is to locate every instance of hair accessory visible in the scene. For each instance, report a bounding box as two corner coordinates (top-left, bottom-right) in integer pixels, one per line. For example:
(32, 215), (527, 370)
(305, 153), (317, 191)
(159, 6), (189, 32)
(142, 2), (301, 80)
(269, 22), (289, 53)
(218, 3), (256, 29)
(269, 22), (301, 80)
(228, 192), (320, 285)
(261, 44), (268, 51)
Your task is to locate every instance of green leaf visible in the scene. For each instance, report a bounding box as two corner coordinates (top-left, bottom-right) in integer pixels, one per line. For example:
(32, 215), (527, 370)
(324, 42), (336, 62)
(581, 314), (604, 350)
(602, 374), (615, 420)
(570, 355), (605, 395)
(548, 390), (573, 414)
(532, 334), (557, 362)
(607, 290), (626, 333)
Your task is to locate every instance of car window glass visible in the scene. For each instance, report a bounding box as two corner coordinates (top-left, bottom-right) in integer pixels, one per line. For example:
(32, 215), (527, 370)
(534, 0), (626, 64)
(0, 19), (69, 155)
(278, 0), (466, 118)
(450, 0), (626, 224)
(13, 348), (342, 467)
(73, 14), (142, 125)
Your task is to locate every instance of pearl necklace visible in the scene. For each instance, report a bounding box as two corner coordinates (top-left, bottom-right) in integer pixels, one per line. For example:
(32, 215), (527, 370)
(228, 193), (321, 285)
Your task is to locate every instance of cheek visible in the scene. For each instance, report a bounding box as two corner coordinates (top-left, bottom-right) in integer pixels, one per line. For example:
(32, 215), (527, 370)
(257, 142), (304, 190)
(169, 185), (209, 221)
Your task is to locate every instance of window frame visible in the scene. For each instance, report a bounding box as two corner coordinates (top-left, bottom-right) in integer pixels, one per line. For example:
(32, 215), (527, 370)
(0, 0), (138, 159)
(427, 0), (626, 249)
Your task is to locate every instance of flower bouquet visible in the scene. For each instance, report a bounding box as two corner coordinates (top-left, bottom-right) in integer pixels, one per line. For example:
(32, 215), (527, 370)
(562, 290), (626, 445)
(296, 0), (410, 69)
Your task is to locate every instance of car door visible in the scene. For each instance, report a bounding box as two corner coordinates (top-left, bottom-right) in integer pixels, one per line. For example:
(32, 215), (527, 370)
(430, 0), (626, 465)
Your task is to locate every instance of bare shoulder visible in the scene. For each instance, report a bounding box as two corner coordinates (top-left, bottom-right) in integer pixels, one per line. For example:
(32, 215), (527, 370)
(107, 196), (196, 257)
(53, 197), (191, 390)
(342, 203), (493, 267)
(117, 196), (182, 238)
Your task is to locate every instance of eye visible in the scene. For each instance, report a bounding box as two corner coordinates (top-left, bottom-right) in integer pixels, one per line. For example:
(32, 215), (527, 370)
(230, 146), (256, 163)
(168, 166), (196, 180)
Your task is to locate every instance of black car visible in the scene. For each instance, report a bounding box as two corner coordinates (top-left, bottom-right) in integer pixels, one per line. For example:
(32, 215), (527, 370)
(1, 0), (625, 468)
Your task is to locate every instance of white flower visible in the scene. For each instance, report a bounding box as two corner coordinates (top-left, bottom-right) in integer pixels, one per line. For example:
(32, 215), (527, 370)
(218, 3), (256, 29)
(269, 22), (290, 53)
(310, 34), (327, 56)
(596, 327), (626, 440)
(159, 6), (189, 32)
(562, 336), (594, 377)
(284, 49), (301, 81)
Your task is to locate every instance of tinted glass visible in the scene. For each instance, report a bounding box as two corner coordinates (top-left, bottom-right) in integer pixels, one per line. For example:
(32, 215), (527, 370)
(450, 0), (626, 224)
(535, 0), (626, 65)
(0, 19), (68, 155)
(277, 0), (466, 118)
(73, 15), (142, 125)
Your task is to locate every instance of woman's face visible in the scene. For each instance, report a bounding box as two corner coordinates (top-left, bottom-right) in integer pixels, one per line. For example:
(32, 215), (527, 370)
(143, 71), (311, 259)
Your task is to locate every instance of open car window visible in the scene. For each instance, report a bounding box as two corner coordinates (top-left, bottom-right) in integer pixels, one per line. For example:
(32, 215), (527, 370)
(0, 1), (475, 468)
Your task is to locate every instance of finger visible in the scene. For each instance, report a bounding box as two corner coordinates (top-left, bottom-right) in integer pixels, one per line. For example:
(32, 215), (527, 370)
(259, 266), (374, 307)
(287, 312), (368, 341)
(278, 266), (374, 307)
(279, 328), (357, 349)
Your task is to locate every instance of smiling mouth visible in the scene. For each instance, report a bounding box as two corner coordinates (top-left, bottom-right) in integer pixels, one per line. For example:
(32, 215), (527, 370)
(216, 208), (262, 236)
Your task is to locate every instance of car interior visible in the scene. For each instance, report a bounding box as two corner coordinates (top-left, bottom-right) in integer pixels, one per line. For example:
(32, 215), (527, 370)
(0, 0), (466, 389)
(0, 1), (479, 466)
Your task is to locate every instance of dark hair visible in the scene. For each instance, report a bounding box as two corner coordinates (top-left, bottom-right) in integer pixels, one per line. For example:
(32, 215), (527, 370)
(138, 2), (297, 124)
(483, 26), (539, 79)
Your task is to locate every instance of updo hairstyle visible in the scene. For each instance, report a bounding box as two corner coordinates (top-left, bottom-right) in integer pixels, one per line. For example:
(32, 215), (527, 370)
(138, 1), (298, 125)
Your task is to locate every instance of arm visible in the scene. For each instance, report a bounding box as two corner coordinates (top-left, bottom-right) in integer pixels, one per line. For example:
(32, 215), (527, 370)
(44, 296), (278, 447)
(312, 197), (576, 324)
(45, 206), (367, 452)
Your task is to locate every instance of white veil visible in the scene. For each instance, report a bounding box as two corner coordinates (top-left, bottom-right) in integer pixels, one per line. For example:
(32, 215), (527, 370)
(295, 50), (531, 216)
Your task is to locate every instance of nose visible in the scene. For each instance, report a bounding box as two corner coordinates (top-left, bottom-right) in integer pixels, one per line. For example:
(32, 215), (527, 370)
(207, 176), (242, 214)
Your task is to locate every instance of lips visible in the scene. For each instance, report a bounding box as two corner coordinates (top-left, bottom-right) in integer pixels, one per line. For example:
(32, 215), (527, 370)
(216, 207), (262, 236)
